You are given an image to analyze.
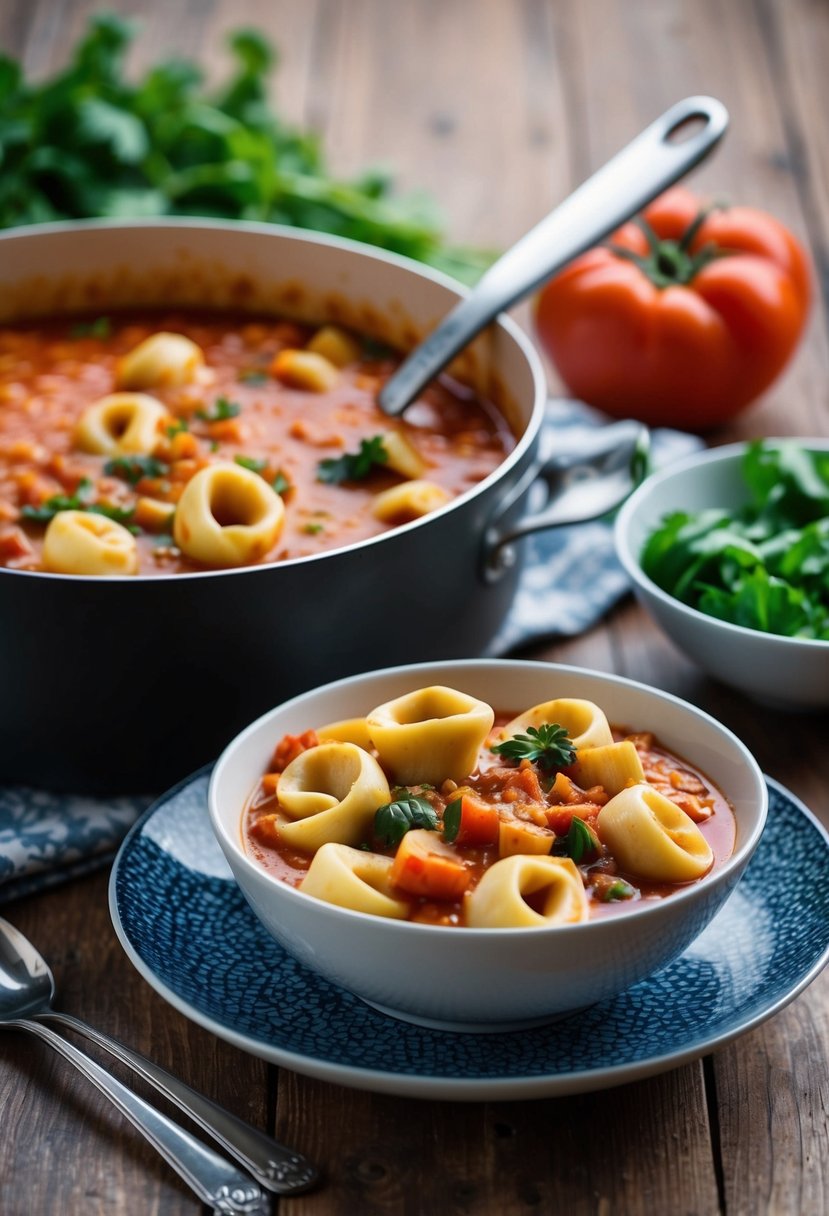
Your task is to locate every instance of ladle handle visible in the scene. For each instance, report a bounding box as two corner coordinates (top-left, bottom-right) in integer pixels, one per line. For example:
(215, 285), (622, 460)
(378, 95), (729, 417)
(9, 1018), (269, 1214)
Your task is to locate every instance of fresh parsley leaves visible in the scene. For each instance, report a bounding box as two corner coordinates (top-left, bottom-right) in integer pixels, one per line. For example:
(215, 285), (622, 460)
(196, 397), (241, 423)
(317, 435), (388, 484)
(233, 455), (267, 473)
(490, 723), (576, 771)
(21, 477), (134, 525)
(104, 454), (169, 484)
(0, 15), (492, 284)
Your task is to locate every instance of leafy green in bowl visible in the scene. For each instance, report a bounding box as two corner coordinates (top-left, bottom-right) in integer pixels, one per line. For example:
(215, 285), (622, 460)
(640, 441), (829, 640)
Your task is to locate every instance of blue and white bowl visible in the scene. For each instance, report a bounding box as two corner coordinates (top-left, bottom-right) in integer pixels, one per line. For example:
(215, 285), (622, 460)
(208, 659), (767, 1031)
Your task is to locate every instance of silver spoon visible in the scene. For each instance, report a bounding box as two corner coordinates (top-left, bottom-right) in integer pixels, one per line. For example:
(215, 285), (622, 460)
(378, 95), (728, 417)
(0, 917), (318, 1203)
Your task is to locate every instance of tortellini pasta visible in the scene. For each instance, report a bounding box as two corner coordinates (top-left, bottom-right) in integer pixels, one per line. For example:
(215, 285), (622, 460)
(173, 462), (285, 567)
(276, 742), (390, 852)
(316, 717), (373, 749)
(42, 510), (138, 576)
(496, 698), (613, 752)
(568, 740), (644, 796)
(300, 843), (409, 918)
(73, 392), (168, 456)
(466, 856), (589, 928)
(366, 685), (494, 785)
(597, 783), (714, 882)
(371, 479), (450, 524)
(116, 332), (205, 389)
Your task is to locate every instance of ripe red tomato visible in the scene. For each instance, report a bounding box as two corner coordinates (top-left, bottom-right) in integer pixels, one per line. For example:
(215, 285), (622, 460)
(534, 187), (811, 431)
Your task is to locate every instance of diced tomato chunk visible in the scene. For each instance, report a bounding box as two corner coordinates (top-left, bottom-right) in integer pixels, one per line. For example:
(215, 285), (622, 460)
(446, 793), (500, 846)
(270, 729), (319, 772)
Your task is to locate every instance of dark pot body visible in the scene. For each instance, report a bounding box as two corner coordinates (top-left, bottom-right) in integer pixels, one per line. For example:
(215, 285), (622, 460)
(0, 221), (545, 793)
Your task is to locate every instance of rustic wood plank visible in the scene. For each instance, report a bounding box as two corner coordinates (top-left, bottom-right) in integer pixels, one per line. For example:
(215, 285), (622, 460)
(0, 870), (271, 1216)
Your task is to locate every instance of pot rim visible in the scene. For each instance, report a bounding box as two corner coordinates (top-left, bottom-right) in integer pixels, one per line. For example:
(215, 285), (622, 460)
(0, 217), (547, 583)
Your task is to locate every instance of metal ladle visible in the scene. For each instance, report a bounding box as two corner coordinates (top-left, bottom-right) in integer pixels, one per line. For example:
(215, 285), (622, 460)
(378, 95), (728, 417)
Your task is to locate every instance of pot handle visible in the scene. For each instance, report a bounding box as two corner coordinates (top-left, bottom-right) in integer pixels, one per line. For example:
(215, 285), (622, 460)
(481, 421), (649, 583)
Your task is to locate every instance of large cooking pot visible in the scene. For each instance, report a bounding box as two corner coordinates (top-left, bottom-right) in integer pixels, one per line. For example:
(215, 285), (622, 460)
(0, 219), (620, 793)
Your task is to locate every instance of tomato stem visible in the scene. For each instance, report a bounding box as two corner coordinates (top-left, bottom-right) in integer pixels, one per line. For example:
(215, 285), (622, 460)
(607, 206), (727, 288)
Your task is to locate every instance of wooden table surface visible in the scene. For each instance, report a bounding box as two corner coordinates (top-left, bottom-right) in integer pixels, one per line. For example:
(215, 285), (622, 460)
(1, 1), (827, 1213)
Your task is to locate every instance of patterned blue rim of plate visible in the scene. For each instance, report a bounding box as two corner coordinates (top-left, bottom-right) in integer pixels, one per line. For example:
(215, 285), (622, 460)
(109, 767), (829, 1101)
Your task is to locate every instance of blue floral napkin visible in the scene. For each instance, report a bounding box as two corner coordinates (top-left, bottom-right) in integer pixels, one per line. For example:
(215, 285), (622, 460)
(0, 400), (700, 904)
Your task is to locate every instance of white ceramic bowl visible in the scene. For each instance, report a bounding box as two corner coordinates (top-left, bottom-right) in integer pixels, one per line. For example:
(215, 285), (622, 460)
(209, 659), (767, 1031)
(615, 440), (829, 710)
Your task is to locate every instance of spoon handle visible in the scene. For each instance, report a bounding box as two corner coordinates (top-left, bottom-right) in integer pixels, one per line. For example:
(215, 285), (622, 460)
(38, 1010), (318, 1195)
(10, 1018), (269, 1214)
(378, 95), (728, 417)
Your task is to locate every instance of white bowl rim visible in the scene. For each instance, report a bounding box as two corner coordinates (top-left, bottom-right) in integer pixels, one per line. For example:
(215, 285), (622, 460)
(615, 437), (829, 651)
(208, 656), (768, 939)
(0, 216), (547, 583)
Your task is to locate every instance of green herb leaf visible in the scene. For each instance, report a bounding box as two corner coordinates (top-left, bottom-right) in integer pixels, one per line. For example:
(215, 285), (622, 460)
(69, 316), (111, 339)
(104, 454), (169, 484)
(374, 796), (438, 847)
(598, 878), (637, 903)
(196, 396), (241, 422)
(317, 435), (388, 484)
(166, 418), (189, 436)
(239, 369), (269, 385)
(443, 799), (462, 843)
(234, 454), (267, 473)
(271, 471), (291, 496)
(554, 817), (600, 865)
(21, 477), (133, 525)
(490, 723), (576, 771)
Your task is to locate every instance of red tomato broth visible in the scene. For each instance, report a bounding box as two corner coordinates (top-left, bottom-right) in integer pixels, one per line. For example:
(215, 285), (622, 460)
(0, 312), (514, 574)
(242, 715), (736, 926)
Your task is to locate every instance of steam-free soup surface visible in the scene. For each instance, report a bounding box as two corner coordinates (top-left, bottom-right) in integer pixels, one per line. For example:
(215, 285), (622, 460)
(0, 312), (514, 574)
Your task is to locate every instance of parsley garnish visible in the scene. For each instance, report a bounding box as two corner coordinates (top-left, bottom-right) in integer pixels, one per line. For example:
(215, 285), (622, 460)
(196, 397), (241, 423)
(166, 418), (189, 437)
(21, 478), (134, 526)
(234, 455), (267, 473)
(239, 370), (269, 385)
(317, 435), (388, 484)
(69, 316), (111, 339)
(374, 796), (438, 847)
(104, 454), (169, 484)
(303, 522), (324, 535)
(490, 723), (576, 771)
(271, 471), (291, 496)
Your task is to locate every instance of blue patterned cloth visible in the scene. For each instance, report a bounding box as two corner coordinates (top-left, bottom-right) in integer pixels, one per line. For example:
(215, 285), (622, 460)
(0, 400), (700, 904)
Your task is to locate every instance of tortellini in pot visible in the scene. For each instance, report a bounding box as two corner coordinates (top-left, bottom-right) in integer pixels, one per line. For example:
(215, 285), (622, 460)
(597, 783), (714, 883)
(276, 742), (390, 852)
(42, 511), (138, 576)
(73, 392), (168, 457)
(173, 462), (285, 567)
(316, 717), (373, 749)
(366, 685), (495, 785)
(466, 855), (589, 928)
(371, 479), (450, 524)
(495, 698), (613, 752)
(300, 843), (409, 918)
(116, 332), (205, 389)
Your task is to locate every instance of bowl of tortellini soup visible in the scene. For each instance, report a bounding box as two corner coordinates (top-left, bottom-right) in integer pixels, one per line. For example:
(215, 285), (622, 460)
(209, 658), (767, 1030)
(0, 219), (566, 793)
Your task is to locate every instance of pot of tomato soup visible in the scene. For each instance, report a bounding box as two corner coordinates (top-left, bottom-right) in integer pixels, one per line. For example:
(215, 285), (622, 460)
(0, 220), (552, 793)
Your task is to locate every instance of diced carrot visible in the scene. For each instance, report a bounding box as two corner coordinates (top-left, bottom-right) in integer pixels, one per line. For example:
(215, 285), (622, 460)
(546, 804), (600, 835)
(0, 527), (33, 561)
(270, 729), (319, 772)
(169, 429), (200, 460)
(390, 830), (471, 901)
(250, 814), (281, 846)
(549, 772), (583, 805)
(260, 772), (280, 797)
(445, 793), (500, 846)
(208, 417), (246, 444)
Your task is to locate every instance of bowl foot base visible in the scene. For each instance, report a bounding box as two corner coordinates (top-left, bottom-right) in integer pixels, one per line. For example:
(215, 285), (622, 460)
(360, 997), (591, 1034)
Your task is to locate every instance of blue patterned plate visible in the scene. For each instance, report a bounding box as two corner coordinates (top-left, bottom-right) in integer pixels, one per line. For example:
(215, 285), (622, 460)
(110, 769), (829, 1100)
